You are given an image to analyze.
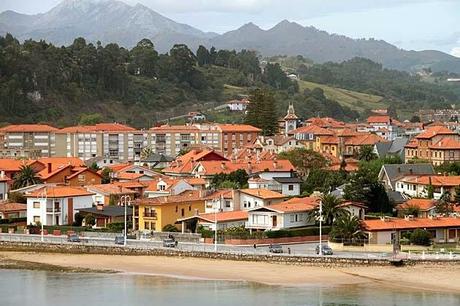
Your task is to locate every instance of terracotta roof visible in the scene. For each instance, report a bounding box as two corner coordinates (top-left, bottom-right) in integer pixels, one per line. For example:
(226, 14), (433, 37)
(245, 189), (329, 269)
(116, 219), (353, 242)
(184, 177), (206, 185)
(0, 159), (30, 172)
(396, 199), (437, 212)
(27, 186), (94, 198)
(401, 175), (460, 187)
(87, 184), (136, 195)
(305, 117), (345, 128)
(251, 196), (319, 213)
(0, 124), (58, 133)
(135, 190), (203, 206)
(114, 181), (149, 189)
(202, 189), (233, 200)
(239, 188), (286, 200)
(195, 159), (294, 176)
(67, 168), (101, 180)
(367, 115), (390, 124)
(93, 123), (136, 132)
(320, 136), (339, 144)
(429, 138), (460, 149)
(198, 210), (248, 222)
(163, 149), (227, 175)
(37, 157), (85, 168)
(38, 164), (72, 180)
(115, 172), (146, 180)
(344, 134), (386, 146)
(57, 125), (95, 133)
(150, 125), (199, 132)
(106, 163), (132, 172)
(290, 125), (334, 136)
(0, 202), (27, 212)
(416, 126), (456, 139)
(362, 217), (460, 231)
(216, 124), (261, 132)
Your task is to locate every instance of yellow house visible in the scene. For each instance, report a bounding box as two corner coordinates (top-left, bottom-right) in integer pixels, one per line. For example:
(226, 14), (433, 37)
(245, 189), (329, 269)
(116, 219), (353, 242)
(133, 190), (205, 232)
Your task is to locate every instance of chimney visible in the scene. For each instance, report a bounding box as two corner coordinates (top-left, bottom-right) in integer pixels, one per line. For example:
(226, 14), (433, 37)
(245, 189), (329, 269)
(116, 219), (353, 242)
(0, 171), (4, 179)
(47, 163), (52, 174)
(409, 168), (413, 175)
(273, 159), (278, 169)
(96, 203), (104, 211)
(221, 162), (226, 170)
(397, 167), (401, 173)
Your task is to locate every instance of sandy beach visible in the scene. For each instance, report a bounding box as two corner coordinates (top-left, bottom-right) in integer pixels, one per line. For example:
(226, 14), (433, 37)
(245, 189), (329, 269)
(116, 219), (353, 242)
(1, 251), (459, 292)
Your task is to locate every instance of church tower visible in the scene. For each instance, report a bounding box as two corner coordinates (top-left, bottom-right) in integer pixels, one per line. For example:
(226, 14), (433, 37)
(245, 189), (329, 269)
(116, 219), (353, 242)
(284, 102), (298, 135)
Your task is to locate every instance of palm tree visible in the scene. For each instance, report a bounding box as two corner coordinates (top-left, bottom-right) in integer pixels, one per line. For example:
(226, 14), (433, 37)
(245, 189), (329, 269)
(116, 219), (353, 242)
(330, 215), (365, 243)
(13, 165), (42, 189)
(309, 194), (350, 225)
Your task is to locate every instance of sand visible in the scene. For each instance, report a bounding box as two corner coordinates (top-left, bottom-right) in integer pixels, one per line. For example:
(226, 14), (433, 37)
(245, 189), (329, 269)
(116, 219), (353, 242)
(1, 251), (460, 292)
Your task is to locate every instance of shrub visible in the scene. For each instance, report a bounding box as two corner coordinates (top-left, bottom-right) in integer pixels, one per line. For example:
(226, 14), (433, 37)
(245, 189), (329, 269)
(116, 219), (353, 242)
(8, 192), (27, 203)
(410, 229), (432, 246)
(73, 213), (84, 226)
(162, 224), (179, 232)
(264, 226), (331, 238)
(84, 214), (96, 227)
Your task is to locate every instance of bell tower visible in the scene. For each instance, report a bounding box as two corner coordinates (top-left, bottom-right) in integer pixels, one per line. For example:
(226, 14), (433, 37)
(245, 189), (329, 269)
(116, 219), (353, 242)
(284, 102), (298, 135)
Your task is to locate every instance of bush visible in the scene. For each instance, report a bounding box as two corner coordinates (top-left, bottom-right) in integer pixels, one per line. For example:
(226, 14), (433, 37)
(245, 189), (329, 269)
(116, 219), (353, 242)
(84, 214), (96, 227)
(162, 224), (179, 232)
(197, 225), (213, 238)
(73, 213), (84, 226)
(106, 222), (132, 233)
(264, 226), (331, 238)
(410, 229), (432, 246)
(8, 192), (27, 203)
(0, 217), (27, 224)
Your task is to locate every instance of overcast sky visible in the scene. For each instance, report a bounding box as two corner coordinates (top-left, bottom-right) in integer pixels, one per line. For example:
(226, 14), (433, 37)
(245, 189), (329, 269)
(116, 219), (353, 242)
(1, 0), (459, 56)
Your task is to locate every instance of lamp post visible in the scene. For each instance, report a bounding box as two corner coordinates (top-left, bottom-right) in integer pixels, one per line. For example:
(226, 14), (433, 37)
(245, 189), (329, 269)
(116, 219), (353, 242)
(318, 198), (323, 255)
(119, 195), (131, 247)
(39, 189), (47, 242)
(214, 195), (222, 252)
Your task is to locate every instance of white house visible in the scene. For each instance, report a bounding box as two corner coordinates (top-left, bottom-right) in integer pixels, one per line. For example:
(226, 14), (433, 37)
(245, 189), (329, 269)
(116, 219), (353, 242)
(144, 178), (194, 198)
(26, 186), (94, 226)
(246, 197), (318, 230)
(227, 99), (249, 112)
(248, 176), (301, 196)
(395, 175), (460, 200)
(237, 189), (286, 210)
(0, 175), (9, 200)
(203, 189), (235, 213)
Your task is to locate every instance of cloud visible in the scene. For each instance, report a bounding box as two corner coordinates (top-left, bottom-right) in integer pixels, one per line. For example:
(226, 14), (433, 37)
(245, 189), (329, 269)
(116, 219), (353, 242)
(451, 47), (460, 58)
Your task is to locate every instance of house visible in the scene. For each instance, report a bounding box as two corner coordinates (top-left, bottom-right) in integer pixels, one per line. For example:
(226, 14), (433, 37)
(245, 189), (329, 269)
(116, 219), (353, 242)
(254, 135), (301, 154)
(377, 163), (435, 191)
(144, 178), (194, 198)
(0, 202), (27, 219)
(26, 186), (94, 226)
(78, 204), (133, 228)
(404, 126), (459, 164)
(177, 210), (248, 232)
(246, 196), (319, 231)
(362, 217), (460, 244)
(162, 149), (228, 177)
(340, 202), (367, 220)
(366, 115), (400, 140)
(86, 184), (137, 206)
(187, 112), (206, 122)
(138, 152), (174, 169)
(248, 176), (302, 196)
(37, 164), (102, 186)
(395, 175), (460, 200)
(374, 137), (408, 160)
(0, 174), (10, 200)
(290, 125), (334, 151)
(109, 163), (160, 182)
(237, 189), (286, 210)
(227, 99), (250, 111)
(395, 199), (437, 218)
(203, 189), (235, 213)
(133, 190), (205, 232)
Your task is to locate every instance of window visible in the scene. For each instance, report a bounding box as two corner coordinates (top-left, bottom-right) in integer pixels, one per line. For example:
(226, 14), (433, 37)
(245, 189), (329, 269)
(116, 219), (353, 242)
(290, 215), (295, 222)
(243, 201), (247, 208)
(189, 205), (191, 211)
(175, 206), (178, 213)
(288, 185), (294, 191)
(181, 208), (185, 217)
(225, 200), (231, 208)
(144, 222), (150, 230)
(33, 202), (40, 209)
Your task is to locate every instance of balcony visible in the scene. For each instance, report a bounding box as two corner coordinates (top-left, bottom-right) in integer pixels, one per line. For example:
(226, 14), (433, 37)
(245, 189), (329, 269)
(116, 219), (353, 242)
(244, 222), (273, 229)
(46, 207), (61, 213)
(143, 212), (157, 219)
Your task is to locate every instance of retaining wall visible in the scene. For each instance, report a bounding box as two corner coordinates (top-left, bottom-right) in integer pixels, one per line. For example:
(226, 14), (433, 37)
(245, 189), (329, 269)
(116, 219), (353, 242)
(224, 235), (329, 246)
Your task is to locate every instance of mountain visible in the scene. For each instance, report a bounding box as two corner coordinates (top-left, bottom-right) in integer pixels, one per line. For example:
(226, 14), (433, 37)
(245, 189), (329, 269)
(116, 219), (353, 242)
(1, 0), (460, 73)
(0, 0), (216, 49)
(209, 20), (460, 73)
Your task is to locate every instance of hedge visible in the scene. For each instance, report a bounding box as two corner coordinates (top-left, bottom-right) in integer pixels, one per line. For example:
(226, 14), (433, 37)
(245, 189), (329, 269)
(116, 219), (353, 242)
(264, 226), (331, 239)
(0, 217), (27, 225)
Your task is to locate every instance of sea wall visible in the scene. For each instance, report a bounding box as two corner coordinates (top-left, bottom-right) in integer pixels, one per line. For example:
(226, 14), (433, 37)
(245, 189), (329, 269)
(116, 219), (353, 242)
(1, 241), (459, 267)
(224, 235), (329, 246)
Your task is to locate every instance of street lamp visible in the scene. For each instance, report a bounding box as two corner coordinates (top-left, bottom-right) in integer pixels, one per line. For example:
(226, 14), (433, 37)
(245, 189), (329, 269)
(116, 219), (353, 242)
(318, 198), (323, 255)
(214, 195), (222, 252)
(119, 195), (131, 247)
(39, 189), (47, 242)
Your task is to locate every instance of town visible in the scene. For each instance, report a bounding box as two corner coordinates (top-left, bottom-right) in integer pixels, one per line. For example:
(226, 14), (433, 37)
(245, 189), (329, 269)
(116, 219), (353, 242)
(1, 102), (460, 259)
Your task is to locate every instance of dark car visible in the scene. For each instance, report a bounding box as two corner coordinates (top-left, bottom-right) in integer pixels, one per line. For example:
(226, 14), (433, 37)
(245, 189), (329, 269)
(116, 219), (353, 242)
(163, 238), (178, 248)
(115, 236), (125, 245)
(316, 244), (333, 255)
(67, 234), (81, 243)
(268, 244), (284, 253)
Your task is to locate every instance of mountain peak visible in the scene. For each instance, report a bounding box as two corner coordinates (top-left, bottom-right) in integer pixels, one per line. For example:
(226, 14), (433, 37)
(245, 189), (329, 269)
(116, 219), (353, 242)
(239, 22), (262, 31)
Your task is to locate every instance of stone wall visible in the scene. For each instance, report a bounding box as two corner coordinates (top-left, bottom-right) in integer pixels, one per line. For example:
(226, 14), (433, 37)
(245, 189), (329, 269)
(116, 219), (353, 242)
(224, 235), (329, 246)
(2, 241), (459, 267)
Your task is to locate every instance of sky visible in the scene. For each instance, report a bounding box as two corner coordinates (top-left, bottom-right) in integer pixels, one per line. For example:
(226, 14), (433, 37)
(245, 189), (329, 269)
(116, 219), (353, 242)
(1, 0), (459, 56)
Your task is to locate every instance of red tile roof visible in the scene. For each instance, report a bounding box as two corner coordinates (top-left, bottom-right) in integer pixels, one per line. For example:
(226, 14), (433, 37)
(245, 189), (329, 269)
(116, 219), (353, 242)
(290, 125), (334, 136)
(396, 199), (437, 212)
(198, 210), (248, 222)
(0, 202), (27, 213)
(367, 115), (390, 124)
(401, 175), (460, 187)
(195, 159), (294, 176)
(135, 190), (203, 206)
(252, 196), (319, 213)
(239, 188), (286, 200)
(429, 138), (460, 149)
(0, 124), (58, 133)
(87, 184), (136, 195)
(362, 217), (460, 231)
(416, 126), (455, 139)
(344, 134), (386, 146)
(216, 124), (261, 132)
(27, 186), (94, 198)
(150, 125), (199, 132)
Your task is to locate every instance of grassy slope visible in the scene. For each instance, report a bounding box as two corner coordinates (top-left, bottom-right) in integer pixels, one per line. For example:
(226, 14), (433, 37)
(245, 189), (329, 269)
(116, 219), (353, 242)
(298, 80), (386, 113)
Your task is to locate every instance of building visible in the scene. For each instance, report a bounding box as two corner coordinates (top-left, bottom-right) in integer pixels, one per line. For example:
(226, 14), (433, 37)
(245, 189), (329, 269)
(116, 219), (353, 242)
(0, 202), (27, 219)
(0, 124), (58, 157)
(362, 217), (460, 244)
(283, 103), (299, 135)
(178, 210), (248, 232)
(133, 190), (205, 232)
(237, 189), (286, 210)
(54, 123), (148, 162)
(144, 178), (194, 198)
(366, 115), (400, 141)
(405, 126), (460, 165)
(395, 175), (460, 200)
(395, 199), (437, 218)
(246, 197), (319, 231)
(203, 189), (235, 213)
(290, 125), (334, 151)
(226, 99), (250, 112)
(374, 137), (408, 160)
(86, 184), (137, 206)
(162, 149), (228, 177)
(253, 135), (301, 154)
(378, 163), (435, 191)
(78, 204), (133, 228)
(248, 176), (302, 196)
(26, 186), (94, 226)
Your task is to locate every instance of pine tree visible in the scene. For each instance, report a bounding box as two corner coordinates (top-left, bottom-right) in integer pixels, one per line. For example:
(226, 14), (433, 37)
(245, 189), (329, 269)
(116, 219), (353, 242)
(245, 88), (278, 136)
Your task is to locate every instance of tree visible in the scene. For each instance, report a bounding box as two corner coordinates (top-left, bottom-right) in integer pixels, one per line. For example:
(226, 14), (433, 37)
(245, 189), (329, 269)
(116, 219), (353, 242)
(84, 214), (96, 227)
(245, 88), (278, 136)
(357, 145), (377, 161)
(211, 169), (249, 189)
(278, 148), (327, 178)
(162, 224), (179, 232)
(73, 212), (84, 226)
(410, 115), (421, 123)
(79, 113), (103, 125)
(169, 44), (198, 85)
(435, 192), (454, 215)
(7, 191), (27, 203)
(330, 215), (365, 243)
(455, 186), (460, 203)
(309, 194), (349, 226)
(89, 162), (100, 171)
(410, 229), (431, 246)
(101, 167), (112, 184)
(262, 63), (296, 90)
(402, 204), (421, 217)
(128, 39), (158, 77)
(13, 165), (42, 189)
(196, 45), (210, 67)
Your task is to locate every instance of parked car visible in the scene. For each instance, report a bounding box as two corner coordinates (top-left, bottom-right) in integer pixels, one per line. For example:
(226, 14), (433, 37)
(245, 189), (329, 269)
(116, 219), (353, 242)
(268, 244), (284, 253)
(163, 238), (178, 248)
(114, 236), (125, 245)
(316, 244), (333, 255)
(67, 234), (81, 243)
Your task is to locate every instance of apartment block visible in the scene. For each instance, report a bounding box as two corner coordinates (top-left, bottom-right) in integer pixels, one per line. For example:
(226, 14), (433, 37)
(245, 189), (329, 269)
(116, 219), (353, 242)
(0, 124), (58, 157)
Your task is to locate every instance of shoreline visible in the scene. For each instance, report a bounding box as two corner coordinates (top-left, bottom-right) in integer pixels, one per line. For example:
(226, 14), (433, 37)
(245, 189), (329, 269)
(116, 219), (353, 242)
(1, 251), (460, 293)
